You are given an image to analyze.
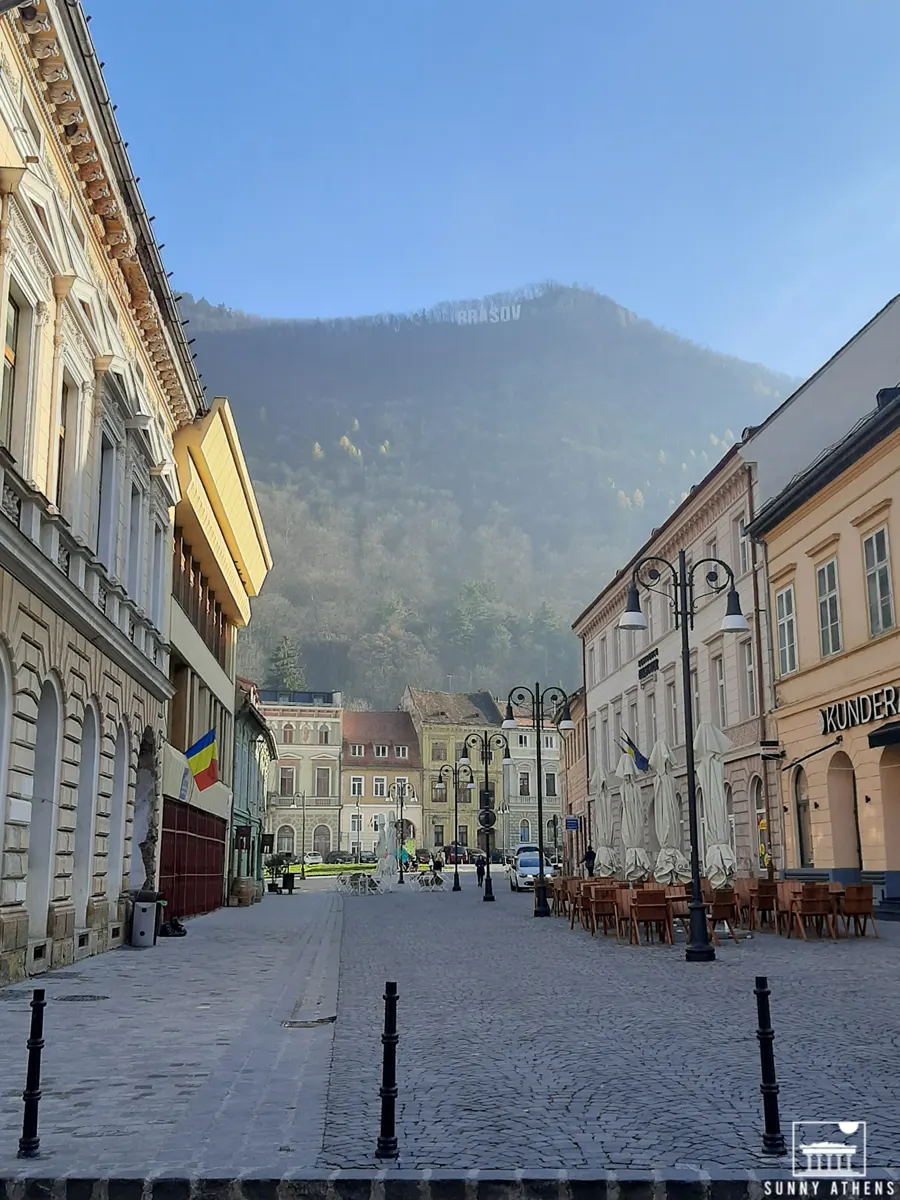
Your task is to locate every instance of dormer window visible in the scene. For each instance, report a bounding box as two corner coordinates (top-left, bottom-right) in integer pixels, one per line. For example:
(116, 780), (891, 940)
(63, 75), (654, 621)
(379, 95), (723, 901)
(349, 743), (364, 756)
(396, 745), (408, 759)
(374, 744), (388, 758)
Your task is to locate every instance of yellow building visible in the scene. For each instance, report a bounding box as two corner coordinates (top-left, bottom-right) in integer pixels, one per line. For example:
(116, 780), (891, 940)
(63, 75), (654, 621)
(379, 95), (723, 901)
(748, 391), (900, 905)
(400, 688), (504, 854)
(341, 710), (423, 856)
(160, 397), (272, 919)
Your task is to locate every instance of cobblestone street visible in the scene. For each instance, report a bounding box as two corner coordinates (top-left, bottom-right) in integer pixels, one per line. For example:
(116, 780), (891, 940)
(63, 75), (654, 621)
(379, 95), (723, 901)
(0, 876), (898, 1180)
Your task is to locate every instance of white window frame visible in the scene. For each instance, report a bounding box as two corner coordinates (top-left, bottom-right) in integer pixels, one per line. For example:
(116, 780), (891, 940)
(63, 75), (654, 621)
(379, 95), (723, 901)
(518, 771), (530, 796)
(544, 733), (555, 750)
(587, 645), (596, 688)
(599, 635), (608, 679)
(396, 745), (408, 759)
(544, 771), (557, 797)
(775, 583), (798, 676)
(373, 776), (387, 798)
(817, 557), (842, 658)
(517, 733), (528, 748)
(734, 513), (749, 576)
(350, 775), (364, 798)
(374, 743), (388, 758)
(741, 640), (757, 718)
(349, 743), (364, 756)
(712, 654), (726, 727)
(864, 526), (894, 638)
(279, 766), (295, 797)
(645, 691), (657, 744)
(600, 715), (609, 772)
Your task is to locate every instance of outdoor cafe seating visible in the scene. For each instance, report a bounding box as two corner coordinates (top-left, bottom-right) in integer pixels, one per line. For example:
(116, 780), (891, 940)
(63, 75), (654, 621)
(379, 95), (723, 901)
(548, 874), (878, 946)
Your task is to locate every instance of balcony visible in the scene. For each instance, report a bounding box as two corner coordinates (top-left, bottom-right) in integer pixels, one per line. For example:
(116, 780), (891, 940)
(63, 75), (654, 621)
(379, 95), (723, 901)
(0, 450), (171, 697)
(267, 791), (341, 809)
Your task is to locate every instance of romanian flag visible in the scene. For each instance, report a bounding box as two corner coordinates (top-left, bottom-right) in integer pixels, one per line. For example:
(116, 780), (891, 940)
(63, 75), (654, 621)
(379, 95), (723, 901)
(186, 729), (218, 791)
(619, 731), (650, 772)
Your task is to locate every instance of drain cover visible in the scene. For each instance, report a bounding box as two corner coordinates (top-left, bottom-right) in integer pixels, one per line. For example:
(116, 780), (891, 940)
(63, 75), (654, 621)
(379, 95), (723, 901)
(0, 993), (30, 1001)
(54, 995), (108, 1002)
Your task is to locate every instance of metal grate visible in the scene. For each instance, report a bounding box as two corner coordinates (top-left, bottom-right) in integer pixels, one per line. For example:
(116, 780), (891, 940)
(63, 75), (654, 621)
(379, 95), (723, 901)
(53, 995), (108, 1002)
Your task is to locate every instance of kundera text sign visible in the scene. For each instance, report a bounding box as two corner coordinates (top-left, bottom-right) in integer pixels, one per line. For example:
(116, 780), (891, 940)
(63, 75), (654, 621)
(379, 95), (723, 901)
(819, 686), (900, 735)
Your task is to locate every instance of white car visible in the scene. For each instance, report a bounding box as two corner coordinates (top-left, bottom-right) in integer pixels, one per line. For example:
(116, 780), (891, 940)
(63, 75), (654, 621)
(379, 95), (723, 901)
(304, 852), (323, 865)
(508, 850), (554, 891)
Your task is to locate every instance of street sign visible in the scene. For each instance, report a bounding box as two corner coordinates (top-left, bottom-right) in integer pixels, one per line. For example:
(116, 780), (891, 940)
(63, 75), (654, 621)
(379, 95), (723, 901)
(478, 809), (497, 829)
(565, 816), (578, 832)
(479, 789), (494, 809)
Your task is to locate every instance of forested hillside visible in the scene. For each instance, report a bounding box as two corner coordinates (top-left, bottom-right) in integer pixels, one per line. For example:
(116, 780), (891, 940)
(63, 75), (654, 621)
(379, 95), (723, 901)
(180, 283), (796, 708)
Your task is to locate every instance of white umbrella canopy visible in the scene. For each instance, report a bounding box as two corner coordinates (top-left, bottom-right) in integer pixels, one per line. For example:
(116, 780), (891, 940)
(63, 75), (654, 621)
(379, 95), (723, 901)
(590, 772), (619, 878)
(616, 752), (650, 882)
(694, 722), (736, 889)
(648, 739), (692, 884)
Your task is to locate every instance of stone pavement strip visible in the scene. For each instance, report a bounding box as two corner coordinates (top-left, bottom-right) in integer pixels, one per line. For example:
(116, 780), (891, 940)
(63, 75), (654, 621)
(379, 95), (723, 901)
(0, 875), (899, 1188)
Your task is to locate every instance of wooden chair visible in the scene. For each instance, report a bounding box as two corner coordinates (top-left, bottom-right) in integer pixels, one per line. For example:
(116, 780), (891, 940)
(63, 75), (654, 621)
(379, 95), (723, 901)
(631, 891), (674, 945)
(707, 888), (740, 946)
(791, 883), (837, 940)
(840, 884), (878, 938)
(586, 889), (620, 941)
(750, 881), (778, 931)
(568, 880), (587, 930)
(775, 881), (800, 935)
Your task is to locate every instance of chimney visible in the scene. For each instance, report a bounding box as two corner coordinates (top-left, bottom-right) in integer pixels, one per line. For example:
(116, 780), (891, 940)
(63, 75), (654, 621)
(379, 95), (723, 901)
(876, 387), (900, 410)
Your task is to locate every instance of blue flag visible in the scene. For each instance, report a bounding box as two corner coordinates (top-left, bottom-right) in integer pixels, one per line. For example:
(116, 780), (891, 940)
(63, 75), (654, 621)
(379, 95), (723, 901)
(619, 731), (650, 772)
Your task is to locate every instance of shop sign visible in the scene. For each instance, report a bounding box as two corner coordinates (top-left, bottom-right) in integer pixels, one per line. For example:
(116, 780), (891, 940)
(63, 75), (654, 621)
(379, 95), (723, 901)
(819, 685), (900, 735)
(638, 648), (659, 684)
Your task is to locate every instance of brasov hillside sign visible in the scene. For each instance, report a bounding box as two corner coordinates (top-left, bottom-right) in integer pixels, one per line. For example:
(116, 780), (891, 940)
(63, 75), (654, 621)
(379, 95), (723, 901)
(456, 302), (522, 326)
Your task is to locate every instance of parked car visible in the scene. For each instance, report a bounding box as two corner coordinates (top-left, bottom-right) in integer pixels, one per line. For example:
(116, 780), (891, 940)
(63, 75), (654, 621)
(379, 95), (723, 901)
(304, 852), (323, 865)
(444, 846), (468, 864)
(325, 851), (353, 864)
(508, 850), (554, 891)
(359, 851), (376, 864)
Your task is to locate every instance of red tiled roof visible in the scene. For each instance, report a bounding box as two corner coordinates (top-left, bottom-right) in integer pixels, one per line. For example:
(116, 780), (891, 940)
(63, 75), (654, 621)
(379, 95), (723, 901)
(342, 711), (422, 769)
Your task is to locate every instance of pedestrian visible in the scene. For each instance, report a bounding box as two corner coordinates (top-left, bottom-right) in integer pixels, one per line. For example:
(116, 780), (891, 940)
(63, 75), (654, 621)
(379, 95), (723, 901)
(581, 845), (596, 878)
(476, 855), (486, 887)
(432, 852), (443, 877)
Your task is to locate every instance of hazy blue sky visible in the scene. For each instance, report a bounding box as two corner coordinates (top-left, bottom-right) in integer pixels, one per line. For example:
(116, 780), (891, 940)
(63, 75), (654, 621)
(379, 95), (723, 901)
(87, 0), (900, 376)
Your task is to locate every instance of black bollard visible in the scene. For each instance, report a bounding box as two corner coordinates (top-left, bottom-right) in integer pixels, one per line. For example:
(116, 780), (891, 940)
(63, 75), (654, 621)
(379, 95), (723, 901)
(375, 981), (399, 1160)
(754, 975), (787, 1156)
(17, 988), (46, 1159)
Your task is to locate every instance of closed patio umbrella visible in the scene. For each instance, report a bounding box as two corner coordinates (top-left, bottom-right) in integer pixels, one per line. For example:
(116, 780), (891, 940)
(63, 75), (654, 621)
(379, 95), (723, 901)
(694, 722), (736, 889)
(590, 771), (619, 878)
(616, 752), (650, 882)
(648, 739), (692, 884)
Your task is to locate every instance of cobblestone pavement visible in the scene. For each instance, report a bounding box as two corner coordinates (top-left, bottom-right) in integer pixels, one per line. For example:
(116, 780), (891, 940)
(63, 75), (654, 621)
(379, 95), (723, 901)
(322, 878), (900, 1173)
(0, 888), (340, 1178)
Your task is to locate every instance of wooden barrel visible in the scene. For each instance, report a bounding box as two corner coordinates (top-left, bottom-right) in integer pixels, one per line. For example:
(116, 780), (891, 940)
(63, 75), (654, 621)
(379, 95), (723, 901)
(234, 878), (254, 907)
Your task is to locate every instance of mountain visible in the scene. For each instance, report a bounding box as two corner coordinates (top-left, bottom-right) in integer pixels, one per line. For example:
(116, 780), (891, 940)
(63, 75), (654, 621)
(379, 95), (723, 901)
(178, 283), (796, 708)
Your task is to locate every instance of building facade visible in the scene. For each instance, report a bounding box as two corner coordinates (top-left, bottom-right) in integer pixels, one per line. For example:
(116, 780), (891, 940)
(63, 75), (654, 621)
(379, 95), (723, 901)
(262, 690), (343, 860)
(231, 678), (277, 900)
(160, 396), (271, 920)
(572, 447), (782, 878)
(748, 392), (900, 902)
(0, 2), (209, 983)
(341, 711), (422, 856)
(400, 688), (504, 853)
(499, 701), (563, 858)
(558, 687), (588, 872)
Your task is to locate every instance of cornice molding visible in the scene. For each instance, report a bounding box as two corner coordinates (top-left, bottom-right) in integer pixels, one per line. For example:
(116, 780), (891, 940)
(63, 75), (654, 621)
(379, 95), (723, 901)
(805, 532), (841, 561)
(850, 496), (892, 530)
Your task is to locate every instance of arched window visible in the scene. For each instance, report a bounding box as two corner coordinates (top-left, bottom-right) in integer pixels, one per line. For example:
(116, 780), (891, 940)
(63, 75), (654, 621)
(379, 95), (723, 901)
(751, 775), (768, 872)
(724, 782), (735, 848)
(313, 824), (331, 855)
(675, 792), (684, 851)
(26, 677), (62, 939)
(794, 767), (813, 867)
(276, 825), (294, 855)
(519, 819), (531, 842)
(318, 724), (330, 746)
(282, 724), (294, 745)
(73, 702), (100, 928)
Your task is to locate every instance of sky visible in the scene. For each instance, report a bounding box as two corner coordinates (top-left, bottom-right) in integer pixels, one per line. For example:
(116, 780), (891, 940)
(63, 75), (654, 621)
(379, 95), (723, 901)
(86, 0), (900, 377)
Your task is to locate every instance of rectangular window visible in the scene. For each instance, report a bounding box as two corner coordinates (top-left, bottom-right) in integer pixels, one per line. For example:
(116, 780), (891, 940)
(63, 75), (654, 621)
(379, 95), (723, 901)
(519, 771), (530, 796)
(315, 766), (331, 798)
(646, 593), (655, 644)
(742, 641), (757, 718)
(587, 718), (597, 770)
(349, 743), (364, 756)
(374, 744), (388, 757)
(396, 745), (408, 759)
(864, 528), (894, 638)
(517, 733), (528, 748)
(350, 813), (362, 834)
(544, 734), (555, 750)
(706, 536), (717, 566)
(776, 584), (797, 675)
(21, 97), (42, 149)
(431, 781), (446, 804)
(350, 776), (364, 798)
(2, 293), (19, 446)
(545, 772), (557, 797)
(600, 716), (609, 772)
(666, 681), (678, 744)
(456, 782), (471, 804)
(734, 514), (749, 576)
(628, 699), (639, 742)
(712, 655), (726, 727)
(55, 380), (72, 512)
(394, 776), (410, 798)
(150, 524), (164, 628)
(665, 581), (676, 630)
(645, 692), (657, 744)
(817, 558), (842, 657)
(127, 483), (143, 599)
(599, 636), (608, 678)
(433, 824), (444, 848)
(432, 741), (447, 762)
(587, 645), (596, 688)
(613, 706), (622, 757)
(457, 825), (468, 847)
(373, 776), (387, 798)
(455, 741), (465, 761)
(96, 433), (116, 567)
(279, 767), (294, 797)
(690, 668), (700, 729)
(612, 629), (620, 670)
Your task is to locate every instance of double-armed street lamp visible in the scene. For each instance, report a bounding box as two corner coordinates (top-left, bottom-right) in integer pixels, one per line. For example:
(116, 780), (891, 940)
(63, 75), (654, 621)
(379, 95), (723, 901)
(503, 684), (576, 917)
(388, 779), (409, 885)
(434, 760), (475, 891)
(619, 549), (749, 963)
(460, 731), (513, 902)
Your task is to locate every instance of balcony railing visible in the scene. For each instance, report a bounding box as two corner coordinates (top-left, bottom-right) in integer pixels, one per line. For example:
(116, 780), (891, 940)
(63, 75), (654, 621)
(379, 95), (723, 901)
(267, 791), (341, 808)
(0, 451), (168, 677)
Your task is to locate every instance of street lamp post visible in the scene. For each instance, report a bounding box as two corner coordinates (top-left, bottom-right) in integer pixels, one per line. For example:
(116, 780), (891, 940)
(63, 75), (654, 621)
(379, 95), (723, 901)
(388, 779), (407, 885)
(619, 548), (750, 963)
(434, 761), (475, 891)
(503, 685), (576, 917)
(460, 731), (513, 903)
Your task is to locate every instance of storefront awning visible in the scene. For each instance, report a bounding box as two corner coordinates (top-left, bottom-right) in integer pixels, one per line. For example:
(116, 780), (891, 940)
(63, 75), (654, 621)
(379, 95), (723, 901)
(868, 721), (900, 748)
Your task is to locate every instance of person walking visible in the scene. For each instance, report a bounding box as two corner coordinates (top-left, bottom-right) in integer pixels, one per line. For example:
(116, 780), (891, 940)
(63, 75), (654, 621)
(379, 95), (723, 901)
(476, 855), (486, 887)
(581, 845), (596, 878)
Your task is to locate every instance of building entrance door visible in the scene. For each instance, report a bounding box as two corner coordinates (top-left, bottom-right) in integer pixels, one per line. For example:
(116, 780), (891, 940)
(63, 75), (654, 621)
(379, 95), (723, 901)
(159, 798), (227, 918)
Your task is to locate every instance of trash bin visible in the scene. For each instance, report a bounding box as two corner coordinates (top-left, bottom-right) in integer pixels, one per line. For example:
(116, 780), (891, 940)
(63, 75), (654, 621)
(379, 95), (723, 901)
(131, 901), (157, 948)
(282, 871), (295, 894)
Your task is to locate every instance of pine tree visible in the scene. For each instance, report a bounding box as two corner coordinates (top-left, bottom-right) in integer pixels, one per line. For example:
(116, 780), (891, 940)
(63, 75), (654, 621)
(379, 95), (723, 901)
(268, 636), (305, 691)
